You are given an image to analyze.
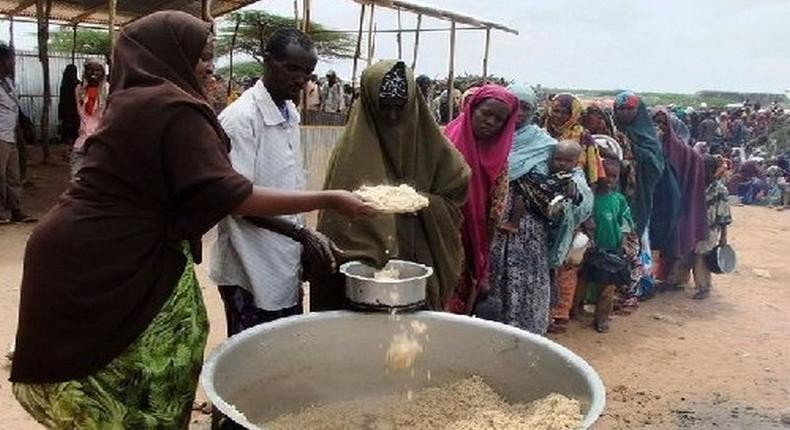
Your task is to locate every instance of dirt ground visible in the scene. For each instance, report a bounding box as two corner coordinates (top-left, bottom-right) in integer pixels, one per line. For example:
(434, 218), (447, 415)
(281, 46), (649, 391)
(1, 148), (789, 429)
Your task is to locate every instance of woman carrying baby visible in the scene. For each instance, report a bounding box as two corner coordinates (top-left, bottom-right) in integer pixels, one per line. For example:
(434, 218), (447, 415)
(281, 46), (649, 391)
(476, 85), (592, 335)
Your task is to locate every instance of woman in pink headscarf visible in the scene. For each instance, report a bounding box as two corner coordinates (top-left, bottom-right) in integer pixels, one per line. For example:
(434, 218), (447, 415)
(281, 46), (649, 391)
(444, 84), (519, 314)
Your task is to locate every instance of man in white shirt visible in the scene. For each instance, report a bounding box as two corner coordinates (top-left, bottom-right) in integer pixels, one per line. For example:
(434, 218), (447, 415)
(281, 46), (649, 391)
(210, 28), (339, 337)
(321, 70), (345, 113)
(304, 74), (321, 111)
(0, 42), (31, 223)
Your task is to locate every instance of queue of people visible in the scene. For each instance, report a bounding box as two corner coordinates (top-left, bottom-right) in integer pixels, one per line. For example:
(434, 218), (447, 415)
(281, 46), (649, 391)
(5, 10), (784, 429)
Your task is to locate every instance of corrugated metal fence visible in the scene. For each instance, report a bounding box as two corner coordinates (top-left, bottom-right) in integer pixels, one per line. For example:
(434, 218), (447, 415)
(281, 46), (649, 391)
(299, 125), (343, 225)
(300, 125), (343, 192)
(14, 50), (101, 139)
(15, 49), (345, 199)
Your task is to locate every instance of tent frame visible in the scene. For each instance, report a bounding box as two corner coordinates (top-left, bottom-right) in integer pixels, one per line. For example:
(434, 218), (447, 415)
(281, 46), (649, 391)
(299, 0), (518, 121)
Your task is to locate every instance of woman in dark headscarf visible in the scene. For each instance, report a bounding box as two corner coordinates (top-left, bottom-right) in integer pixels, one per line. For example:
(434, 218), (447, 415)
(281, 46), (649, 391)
(11, 11), (371, 429)
(314, 60), (469, 311)
(57, 64), (80, 146)
(444, 84), (519, 314)
(653, 108), (709, 288)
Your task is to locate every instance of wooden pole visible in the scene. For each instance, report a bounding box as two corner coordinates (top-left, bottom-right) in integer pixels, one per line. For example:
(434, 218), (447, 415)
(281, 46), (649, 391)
(8, 17), (14, 48)
(410, 14), (421, 71)
(293, 0), (298, 25)
(201, 0), (212, 22)
(35, 0), (52, 163)
(108, 0), (117, 67)
(366, 2), (375, 66)
(482, 27), (491, 83)
(71, 25), (78, 63)
(371, 23), (377, 60)
(227, 15), (240, 99)
(351, 3), (365, 92)
(447, 20), (456, 122)
(396, 9), (402, 60)
(310, 26), (492, 35)
(301, 0), (311, 33)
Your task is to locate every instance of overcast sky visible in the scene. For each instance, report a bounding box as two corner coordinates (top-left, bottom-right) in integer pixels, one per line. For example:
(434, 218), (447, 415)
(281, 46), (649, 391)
(2, 0), (788, 94)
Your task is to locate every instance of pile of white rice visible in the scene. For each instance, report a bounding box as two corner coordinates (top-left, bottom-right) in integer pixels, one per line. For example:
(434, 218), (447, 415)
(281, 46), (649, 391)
(263, 375), (582, 430)
(373, 266), (401, 281)
(355, 184), (430, 213)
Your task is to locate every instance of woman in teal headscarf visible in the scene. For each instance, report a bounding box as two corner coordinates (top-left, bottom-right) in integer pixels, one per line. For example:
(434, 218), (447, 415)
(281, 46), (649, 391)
(614, 92), (682, 294)
(476, 84), (558, 334)
(614, 92), (673, 237)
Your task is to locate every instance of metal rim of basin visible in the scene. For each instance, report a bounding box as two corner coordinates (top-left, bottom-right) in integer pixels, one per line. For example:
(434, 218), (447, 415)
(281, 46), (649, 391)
(339, 259), (434, 283)
(201, 311), (606, 430)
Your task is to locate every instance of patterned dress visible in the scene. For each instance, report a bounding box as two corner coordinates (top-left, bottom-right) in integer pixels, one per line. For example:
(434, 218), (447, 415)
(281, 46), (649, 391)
(13, 242), (208, 430)
(477, 187), (552, 335)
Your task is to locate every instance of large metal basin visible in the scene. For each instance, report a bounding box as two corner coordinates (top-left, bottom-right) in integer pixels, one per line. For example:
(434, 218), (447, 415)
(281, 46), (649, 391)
(202, 311), (605, 429)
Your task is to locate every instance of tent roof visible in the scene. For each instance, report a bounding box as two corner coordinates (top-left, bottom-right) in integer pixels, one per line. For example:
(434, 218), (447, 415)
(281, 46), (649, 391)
(0, 0), (257, 26)
(354, 0), (518, 34)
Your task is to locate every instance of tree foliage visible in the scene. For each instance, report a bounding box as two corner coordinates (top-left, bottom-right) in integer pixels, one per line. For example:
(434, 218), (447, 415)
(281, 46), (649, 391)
(48, 27), (110, 59)
(216, 11), (355, 65)
(215, 61), (264, 81)
(751, 115), (790, 156)
(548, 88), (788, 109)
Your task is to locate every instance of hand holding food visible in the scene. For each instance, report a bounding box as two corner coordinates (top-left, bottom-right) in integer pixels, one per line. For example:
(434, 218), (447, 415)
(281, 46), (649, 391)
(353, 184), (430, 214)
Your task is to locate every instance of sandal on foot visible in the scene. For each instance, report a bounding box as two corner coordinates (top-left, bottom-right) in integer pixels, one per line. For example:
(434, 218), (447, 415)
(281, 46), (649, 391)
(692, 290), (710, 300)
(547, 323), (567, 334)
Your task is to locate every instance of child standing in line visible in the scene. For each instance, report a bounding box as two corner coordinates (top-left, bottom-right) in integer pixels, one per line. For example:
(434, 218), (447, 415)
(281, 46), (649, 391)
(585, 158), (634, 333)
(692, 155), (733, 300)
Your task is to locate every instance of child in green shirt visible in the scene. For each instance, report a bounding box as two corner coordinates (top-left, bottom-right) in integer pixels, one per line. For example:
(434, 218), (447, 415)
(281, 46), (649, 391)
(587, 158), (634, 333)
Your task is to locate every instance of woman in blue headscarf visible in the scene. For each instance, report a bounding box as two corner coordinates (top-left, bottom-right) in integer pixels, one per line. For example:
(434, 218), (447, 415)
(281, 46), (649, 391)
(476, 84), (559, 335)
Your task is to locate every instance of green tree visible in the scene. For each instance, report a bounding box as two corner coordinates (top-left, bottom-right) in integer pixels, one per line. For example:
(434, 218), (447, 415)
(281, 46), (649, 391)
(215, 61), (264, 80)
(216, 11), (355, 65)
(48, 27), (110, 60)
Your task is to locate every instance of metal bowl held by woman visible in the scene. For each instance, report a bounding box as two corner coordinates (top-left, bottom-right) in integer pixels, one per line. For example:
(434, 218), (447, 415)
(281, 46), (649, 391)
(202, 311), (606, 429)
(706, 244), (737, 274)
(340, 260), (433, 311)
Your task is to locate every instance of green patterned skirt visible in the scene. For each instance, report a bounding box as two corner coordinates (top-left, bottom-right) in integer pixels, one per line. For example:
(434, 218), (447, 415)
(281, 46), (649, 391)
(13, 243), (209, 430)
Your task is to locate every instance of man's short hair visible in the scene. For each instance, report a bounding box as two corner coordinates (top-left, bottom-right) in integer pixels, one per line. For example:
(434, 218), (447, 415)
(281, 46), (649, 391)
(265, 28), (314, 61)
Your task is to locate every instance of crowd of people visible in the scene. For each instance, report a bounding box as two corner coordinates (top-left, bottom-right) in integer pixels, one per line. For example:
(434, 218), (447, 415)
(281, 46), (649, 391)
(3, 11), (789, 429)
(671, 102), (790, 208)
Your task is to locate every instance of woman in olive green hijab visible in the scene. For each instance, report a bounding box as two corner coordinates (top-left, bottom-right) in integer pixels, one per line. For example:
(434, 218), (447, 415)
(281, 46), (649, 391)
(313, 60), (469, 311)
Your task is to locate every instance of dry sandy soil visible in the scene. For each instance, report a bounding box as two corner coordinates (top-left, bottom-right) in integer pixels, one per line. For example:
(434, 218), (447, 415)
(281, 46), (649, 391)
(1, 148), (789, 429)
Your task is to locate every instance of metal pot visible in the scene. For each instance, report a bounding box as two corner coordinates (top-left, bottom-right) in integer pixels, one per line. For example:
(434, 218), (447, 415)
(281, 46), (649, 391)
(705, 244), (737, 274)
(340, 260), (432, 311)
(202, 311), (606, 429)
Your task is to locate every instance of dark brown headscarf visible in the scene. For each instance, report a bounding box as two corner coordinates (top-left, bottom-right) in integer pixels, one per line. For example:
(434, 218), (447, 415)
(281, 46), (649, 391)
(11, 11), (252, 383)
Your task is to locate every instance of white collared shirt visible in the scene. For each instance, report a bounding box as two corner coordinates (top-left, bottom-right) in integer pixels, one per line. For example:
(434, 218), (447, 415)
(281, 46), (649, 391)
(0, 78), (19, 143)
(209, 80), (305, 311)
